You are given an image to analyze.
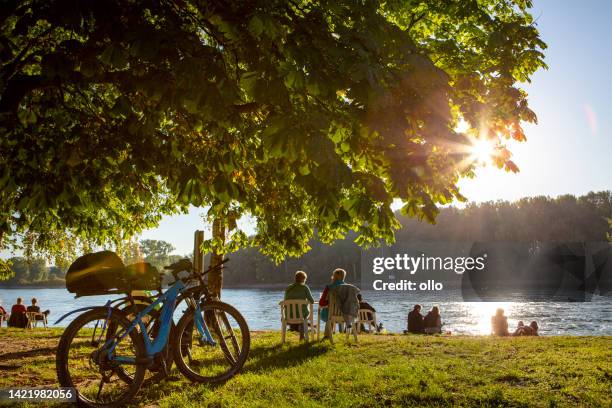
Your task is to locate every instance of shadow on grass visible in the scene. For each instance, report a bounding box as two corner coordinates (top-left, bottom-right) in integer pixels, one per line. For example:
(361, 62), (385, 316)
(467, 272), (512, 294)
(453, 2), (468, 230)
(0, 346), (56, 362)
(244, 338), (331, 374)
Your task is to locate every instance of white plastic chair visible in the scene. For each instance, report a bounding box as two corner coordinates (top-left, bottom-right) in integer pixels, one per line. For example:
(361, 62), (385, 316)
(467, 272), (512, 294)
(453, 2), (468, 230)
(26, 312), (47, 329)
(279, 300), (314, 343)
(356, 309), (377, 334)
(324, 292), (358, 343)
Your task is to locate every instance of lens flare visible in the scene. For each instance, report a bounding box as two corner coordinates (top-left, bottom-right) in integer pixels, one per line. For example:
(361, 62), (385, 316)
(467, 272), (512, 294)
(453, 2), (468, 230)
(469, 138), (496, 165)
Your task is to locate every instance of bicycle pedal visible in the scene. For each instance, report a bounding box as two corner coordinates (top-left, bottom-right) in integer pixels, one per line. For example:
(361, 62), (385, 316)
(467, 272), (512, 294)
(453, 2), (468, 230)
(197, 338), (214, 346)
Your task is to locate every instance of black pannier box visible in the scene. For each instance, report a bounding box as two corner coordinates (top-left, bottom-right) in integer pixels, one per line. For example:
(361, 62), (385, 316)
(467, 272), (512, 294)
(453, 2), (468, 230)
(66, 251), (161, 296)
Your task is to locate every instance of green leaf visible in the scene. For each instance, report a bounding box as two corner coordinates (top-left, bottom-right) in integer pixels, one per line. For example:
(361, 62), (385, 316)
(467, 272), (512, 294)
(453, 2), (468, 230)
(248, 15), (264, 36)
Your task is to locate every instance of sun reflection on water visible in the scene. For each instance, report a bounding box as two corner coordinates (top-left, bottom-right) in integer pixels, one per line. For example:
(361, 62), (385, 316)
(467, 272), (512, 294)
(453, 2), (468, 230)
(464, 302), (514, 335)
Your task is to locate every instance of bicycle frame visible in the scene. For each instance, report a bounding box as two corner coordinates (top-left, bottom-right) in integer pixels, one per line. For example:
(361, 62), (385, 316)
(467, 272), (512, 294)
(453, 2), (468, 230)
(106, 278), (216, 365)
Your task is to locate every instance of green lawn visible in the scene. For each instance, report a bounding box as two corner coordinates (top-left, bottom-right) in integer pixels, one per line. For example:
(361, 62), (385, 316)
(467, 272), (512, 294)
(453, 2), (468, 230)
(0, 328), (610, 407)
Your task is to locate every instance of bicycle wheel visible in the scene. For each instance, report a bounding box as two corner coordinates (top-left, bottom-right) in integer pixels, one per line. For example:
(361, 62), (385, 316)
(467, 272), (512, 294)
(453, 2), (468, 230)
(172, 301), (250, 383)
(56, 308), (146, 407)
(108, 302), (174, 384)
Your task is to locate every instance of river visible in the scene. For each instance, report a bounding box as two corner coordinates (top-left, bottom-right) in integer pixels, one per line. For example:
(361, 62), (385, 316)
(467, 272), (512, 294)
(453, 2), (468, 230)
(1, 288), (611, 335)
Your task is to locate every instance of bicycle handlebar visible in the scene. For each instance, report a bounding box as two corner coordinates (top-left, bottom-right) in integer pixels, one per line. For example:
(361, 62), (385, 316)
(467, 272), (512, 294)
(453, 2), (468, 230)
(163, 258), (229, 285)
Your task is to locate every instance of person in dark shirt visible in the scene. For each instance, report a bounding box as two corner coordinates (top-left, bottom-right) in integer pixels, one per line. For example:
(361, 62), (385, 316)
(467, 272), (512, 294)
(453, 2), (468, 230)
(26, 298), (50, 320)
(357, 293), (377, 333)
(357, 293), (375, 313)
(8, 297), (27, 328)
(406, 304), (424, 334)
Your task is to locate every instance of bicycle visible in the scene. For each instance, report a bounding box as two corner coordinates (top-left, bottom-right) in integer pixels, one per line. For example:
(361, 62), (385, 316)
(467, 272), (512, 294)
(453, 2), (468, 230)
(55, 259), (250, 407)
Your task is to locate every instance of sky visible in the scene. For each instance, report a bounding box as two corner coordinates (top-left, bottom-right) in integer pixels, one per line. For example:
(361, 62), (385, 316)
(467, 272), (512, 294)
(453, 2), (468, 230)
(3, 1), (611, 258)
(458, 0), (612, 202)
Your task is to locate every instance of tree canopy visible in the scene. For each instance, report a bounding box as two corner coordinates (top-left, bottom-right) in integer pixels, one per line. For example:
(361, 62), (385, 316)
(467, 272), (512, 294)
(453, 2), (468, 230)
(0, 0), (546, 262)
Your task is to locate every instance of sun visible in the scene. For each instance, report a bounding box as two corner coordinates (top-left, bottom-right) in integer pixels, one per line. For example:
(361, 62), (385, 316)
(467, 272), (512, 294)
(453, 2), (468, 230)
(469, 138), (496, 165)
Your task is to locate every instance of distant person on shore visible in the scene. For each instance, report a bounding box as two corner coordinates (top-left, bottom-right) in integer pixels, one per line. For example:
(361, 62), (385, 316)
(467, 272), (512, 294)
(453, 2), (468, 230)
(513, 320), (539, 336)
(491, 308), (509, 336)
(284, 271), (315, 340)
(8, 297), (27, 328)
(27, 298), (50, 320)
(513, 320), (525, 335)
(405, 304), (424, 334)
(424, 306), (443, 334)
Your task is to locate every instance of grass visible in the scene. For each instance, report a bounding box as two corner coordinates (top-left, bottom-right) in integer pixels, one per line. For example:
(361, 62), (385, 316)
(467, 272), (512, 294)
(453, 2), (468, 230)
(0, 328), (610, 407)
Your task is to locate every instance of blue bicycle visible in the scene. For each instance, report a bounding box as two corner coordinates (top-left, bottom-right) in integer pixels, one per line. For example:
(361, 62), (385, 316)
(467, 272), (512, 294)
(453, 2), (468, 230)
(55, 259), (250, 407)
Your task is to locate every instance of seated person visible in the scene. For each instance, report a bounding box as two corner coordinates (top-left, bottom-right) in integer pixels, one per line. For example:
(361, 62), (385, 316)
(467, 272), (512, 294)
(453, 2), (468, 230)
(26, 298), (50, 320)
(318, 268), (347, 328)
(423, 306), (442, 334)
(405, 304), (424, 334)
(357, 293), (376, 333)
(491, 308), (509, 336)
(284, 271), (314, 340)
(8, 297), (28, 328)
(332, 275), (360, 338)
(513, 320), (524, 335)
(357, 294), (375, 313)
(0, 305), (7, 325)
(514, 320), (539, 336)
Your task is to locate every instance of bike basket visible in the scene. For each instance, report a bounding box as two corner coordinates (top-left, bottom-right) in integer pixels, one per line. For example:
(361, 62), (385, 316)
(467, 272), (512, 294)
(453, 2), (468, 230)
(66, 251), (161, 296)
(66, 251), (127, 296)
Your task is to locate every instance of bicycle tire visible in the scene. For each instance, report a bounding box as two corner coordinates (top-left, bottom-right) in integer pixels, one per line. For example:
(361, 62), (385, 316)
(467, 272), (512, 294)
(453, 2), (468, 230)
(172, 301), (250, 383)
(56, 308), (147, 407)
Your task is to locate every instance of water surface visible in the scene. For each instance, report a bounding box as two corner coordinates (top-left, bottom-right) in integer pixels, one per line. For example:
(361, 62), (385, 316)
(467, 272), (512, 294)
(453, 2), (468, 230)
(1, 288), (610, 335)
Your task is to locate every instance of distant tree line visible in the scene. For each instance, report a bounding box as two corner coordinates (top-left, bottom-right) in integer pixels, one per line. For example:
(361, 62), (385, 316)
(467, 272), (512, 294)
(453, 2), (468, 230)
(1, 239), (183, 286)
(223, 191), (612, 288)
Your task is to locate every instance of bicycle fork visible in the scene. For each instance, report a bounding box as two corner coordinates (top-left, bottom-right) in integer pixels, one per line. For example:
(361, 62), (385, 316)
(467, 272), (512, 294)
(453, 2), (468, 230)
(187, 298), (216, 346)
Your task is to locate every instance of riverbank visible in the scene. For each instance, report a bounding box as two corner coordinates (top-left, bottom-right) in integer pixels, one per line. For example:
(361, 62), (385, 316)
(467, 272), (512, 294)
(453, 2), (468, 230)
(0, 280), (66, 289)
(0, 329), (610, 407)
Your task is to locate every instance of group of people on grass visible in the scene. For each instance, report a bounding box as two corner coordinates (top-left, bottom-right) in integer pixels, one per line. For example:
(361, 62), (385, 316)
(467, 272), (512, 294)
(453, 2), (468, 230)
(405, 304), (444, 334)
(492, 308), (539, 336)
(0, 297), (50, 328)
(283, 268), (539, 338)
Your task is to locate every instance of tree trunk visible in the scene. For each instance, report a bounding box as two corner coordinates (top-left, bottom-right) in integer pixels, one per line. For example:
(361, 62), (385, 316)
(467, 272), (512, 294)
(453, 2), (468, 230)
(208, 218), (225, 299)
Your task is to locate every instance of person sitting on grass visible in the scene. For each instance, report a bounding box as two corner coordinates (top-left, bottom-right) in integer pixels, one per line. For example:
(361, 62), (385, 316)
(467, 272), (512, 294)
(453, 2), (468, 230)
(26, 298), (50, 320)
(423, 306), (443, 334)
(405, 304), (424, 334)
(8, 297), (28, 328)
(284, 270), (315, 340)
(491, 308), (509, 336)
(513, 320), (539, 336)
